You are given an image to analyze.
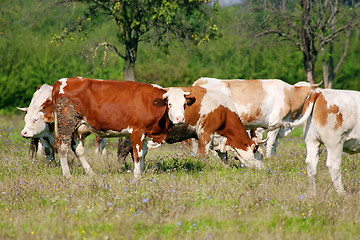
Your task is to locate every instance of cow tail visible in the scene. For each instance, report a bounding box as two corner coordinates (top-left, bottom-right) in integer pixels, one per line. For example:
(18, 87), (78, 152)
(289, 90), (321, 128)
(54, 110), (59, 153)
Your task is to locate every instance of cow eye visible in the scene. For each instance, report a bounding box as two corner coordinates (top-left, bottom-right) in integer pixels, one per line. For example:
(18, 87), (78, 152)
(168, 103), (172, 108)
(253, 145), (259, 153)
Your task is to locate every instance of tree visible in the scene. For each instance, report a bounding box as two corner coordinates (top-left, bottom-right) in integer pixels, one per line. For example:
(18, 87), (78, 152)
(250, 0), (360, 85)
(44, 0), (221, 81)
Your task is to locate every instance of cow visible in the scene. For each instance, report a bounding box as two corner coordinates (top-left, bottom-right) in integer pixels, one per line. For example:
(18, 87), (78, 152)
(18, 84), (106, 164)
(193, 78), (321, 157)
(42, 77), (194, 178)
(278, 88), (360, 194)
(118, 86), (266, 169)
(18, 84), (55, 164)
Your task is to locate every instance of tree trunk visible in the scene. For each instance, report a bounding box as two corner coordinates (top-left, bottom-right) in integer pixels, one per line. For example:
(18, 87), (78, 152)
(321, 47), (329, 88)
(123, 60), (136, 81)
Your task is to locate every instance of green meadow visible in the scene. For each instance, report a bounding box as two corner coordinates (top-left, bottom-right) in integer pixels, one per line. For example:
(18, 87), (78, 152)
(1, 114), (360, 239)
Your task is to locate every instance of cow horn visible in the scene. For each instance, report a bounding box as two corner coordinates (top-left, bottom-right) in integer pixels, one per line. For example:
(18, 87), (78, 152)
(17, 107), (28, 112)
(254, 137), (268, 144)
(311, 81), (323, 88)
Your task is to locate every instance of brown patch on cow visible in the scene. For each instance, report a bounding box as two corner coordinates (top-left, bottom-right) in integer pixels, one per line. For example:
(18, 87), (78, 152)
(178, 86), (206, 127)
(42, 98), (54, 123)
(55, 97), (82, 147)
(240, 107), (262, 123)
(313, 94), (343, 129)
(225, 80), (265, 125)
(287, 86), (313, 120)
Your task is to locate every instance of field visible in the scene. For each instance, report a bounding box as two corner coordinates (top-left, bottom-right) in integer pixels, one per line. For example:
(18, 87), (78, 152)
(1, 114), (360, 240)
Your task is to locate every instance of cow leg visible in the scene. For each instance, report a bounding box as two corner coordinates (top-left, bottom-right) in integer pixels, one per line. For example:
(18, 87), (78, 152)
(71, 138), (95, 176)
(131, 133), (146, 179)
(265, 129), (279, 157)
(30, 138), (39, 159)
(40, 137), (55, 166)
(117, 137), (134, 168)
(198, 134), (212, 156)
(58, 141), (72, 178)
(191, 138), (199, 155)
(95, 136), (107, 156)
(325, 145), (345, 194)
(304, 139), (321, 195)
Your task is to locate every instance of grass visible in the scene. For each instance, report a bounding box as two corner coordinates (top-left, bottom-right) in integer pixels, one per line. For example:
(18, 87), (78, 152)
(1, 114), (360, 239)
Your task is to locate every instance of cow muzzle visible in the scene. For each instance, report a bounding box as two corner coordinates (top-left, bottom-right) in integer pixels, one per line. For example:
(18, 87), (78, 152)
(174, 116), (185, 124)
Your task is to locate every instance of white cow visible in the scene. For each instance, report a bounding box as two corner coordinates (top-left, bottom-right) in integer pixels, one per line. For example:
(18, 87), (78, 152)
(193, 77), (321, 157)
(280, 88), (360, 194)
(18, 84), (55, 163)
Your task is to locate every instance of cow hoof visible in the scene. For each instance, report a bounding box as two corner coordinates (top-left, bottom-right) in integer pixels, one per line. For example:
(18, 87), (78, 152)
(134, 173), (142, 180)
(63, 173), (72, 179)
(87, 169), (96, 177)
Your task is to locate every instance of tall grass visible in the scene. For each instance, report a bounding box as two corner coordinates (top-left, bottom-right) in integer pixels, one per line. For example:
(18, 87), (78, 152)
(1, 114), (359, 239)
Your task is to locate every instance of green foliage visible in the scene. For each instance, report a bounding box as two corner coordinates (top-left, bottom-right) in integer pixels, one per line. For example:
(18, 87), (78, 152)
(1, 1), (360, 111)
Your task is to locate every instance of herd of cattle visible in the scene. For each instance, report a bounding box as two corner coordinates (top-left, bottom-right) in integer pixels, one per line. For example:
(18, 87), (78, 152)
(17, 76), (360, 195)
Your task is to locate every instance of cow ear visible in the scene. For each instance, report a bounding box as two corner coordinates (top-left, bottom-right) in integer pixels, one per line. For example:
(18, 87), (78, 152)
(186, 97), (196, 106)
(153, 98), (167, 108)
(17, 107), (28, 112)
(43, 113), (54, 123)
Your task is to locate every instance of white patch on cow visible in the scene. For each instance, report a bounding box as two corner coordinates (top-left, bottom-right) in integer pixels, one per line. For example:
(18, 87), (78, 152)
(141, 134), (145, 141)
(151, 84), (164, 89)
(59, 78), (68, 94)
(200, 89), (237, 116)
(136, 144), (143, 157)
(194, 77), (232, 96)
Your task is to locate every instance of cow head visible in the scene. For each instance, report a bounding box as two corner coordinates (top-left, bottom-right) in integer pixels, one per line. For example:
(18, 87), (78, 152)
(19, 104), (50, 138)
(153, 88), (196, 124)
(18, 85), (54, 138)
(232, 138), (266, 170)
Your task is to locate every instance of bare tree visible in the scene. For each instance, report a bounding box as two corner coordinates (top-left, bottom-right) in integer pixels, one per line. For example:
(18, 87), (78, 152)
(253, 0), (360, 84)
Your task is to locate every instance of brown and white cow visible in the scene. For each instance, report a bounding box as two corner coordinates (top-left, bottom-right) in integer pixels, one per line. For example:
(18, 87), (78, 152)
(18, 84), (106, 164)
(43, 77), (194, 178)
(118, 86), (265, 169)
(193, 78), (321, 157)
(279, 88), (360, 194)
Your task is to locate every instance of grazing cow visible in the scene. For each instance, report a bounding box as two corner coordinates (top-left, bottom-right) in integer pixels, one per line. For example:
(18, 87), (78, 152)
(18, 84), (55, 164)
(43, 77), (194, 178)
(118, 86), (265, 169)
(193, 78), (321, 157)
(18, 85), (106, 164)
(279, 88), (360, 194)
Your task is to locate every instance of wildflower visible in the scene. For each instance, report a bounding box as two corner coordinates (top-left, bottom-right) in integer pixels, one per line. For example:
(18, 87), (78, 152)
(177, 221), (182, 226)
(124, 188), (128, 192)
(108, 203), (113, 207)
(241, 164), (245, 168)
(208, 196), (212, 199)
(143, 198), (148, 203)
(299, 195), (303, 200)
(103, 174), (106, 178)
(265, 198), (269, 201)
(193, 223), (197, 227)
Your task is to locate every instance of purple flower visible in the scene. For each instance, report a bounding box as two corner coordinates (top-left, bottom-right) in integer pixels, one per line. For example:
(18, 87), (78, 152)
(124, 188), (128, 192)
(299, 195), (303, 200)
(208, 196), (212, 199)
(108, 203), (113, 207)
(143, 198), (148, 203)
(177, 222), (182, 226)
